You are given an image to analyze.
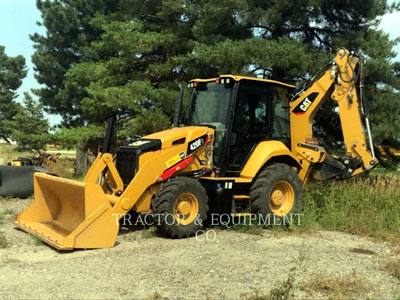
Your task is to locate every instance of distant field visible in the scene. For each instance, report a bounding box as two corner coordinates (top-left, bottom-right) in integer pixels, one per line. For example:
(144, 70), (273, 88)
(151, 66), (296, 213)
(0, 144), (30, 165)
(0, 143), (76, 178)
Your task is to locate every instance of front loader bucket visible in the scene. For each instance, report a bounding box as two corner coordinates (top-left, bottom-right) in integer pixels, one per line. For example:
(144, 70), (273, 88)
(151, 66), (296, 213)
(15, 173), (119, 250)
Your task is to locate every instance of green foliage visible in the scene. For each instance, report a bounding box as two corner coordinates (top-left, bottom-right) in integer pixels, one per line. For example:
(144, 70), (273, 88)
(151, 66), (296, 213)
(369, 87), (400, 144)
(184, 37), (314, 77)
(0, 46), (27, 141)
(30, 236), (44, 246)
(32, 0), (121, 126)
(302, 172), (400, 241)
(6, 93), (49, 151)
(227, 172), (400, 242)
(120, 110), (171, 138)
(248, 272), (296, 300)
(32, 0), (400, 149)
(52, 124), (105, 149)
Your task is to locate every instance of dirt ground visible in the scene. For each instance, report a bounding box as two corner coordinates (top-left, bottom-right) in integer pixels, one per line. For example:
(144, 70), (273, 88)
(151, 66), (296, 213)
(0, 198), (399, 300)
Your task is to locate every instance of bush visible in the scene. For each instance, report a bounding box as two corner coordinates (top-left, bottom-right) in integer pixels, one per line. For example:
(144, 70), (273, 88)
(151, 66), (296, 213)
(301, 172), (400, 241)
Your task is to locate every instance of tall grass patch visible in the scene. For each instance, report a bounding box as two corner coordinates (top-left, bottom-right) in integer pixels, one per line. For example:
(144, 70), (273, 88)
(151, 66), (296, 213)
(56, 157), (76, 178)
(302, 172), (400, 240)
(0, 143), (31, 165)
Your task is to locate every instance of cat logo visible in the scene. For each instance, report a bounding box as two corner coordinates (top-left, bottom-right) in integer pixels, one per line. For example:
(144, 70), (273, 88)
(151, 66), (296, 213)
(300, 98), (312, 111)
(293, 92), (319, 115)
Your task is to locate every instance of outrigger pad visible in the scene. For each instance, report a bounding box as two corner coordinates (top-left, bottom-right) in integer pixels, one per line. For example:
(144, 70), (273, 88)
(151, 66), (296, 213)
(0, 166), (47, 198)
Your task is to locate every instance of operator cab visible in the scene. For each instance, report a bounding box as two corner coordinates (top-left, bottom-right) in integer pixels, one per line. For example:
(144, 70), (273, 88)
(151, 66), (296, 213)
(186, 75), (295, 176)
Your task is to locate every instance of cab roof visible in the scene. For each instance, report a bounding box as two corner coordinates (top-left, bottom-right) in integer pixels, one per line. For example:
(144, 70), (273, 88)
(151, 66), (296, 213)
(189, 74), (295, 89)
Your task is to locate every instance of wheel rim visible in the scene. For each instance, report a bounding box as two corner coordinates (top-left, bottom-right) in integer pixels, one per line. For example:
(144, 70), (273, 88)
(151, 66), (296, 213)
(269, 180), (295, 216)
(173, 192), (199, 225)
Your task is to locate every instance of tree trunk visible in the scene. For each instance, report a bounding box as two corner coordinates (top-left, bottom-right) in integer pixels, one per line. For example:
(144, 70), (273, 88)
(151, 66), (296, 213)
(75, 142), (88, 176)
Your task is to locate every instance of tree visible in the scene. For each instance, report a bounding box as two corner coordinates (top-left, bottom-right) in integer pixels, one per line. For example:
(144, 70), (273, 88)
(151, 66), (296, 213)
(6, 93), (50, 152)
(32, 0), (400, 169)
(31, 0), (121, 127)
(185, 0), (400, 145)
(31, 0), (122, 173)
(32, 0), (248, 176)
(0, 46), (27, 142)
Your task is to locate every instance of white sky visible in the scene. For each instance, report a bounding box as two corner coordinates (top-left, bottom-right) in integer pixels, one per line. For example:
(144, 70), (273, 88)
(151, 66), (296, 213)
(379, 8), (400, 60)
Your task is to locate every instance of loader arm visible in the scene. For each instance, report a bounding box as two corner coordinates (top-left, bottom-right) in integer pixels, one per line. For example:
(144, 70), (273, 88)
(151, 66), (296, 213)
(290, 48), (378, 182)
(15, 126), (214, 250)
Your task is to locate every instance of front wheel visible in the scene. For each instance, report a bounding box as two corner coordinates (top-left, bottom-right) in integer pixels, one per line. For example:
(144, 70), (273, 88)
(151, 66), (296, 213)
(152, 177), (209, 238)
(250, 163), (304, 219)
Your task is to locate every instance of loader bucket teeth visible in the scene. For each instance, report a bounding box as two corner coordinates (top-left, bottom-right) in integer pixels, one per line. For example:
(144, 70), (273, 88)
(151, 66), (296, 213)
(15, 173), (119, 250)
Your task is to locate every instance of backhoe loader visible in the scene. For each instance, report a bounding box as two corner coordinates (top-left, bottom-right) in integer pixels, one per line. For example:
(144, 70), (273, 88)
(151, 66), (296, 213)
(16, 48), (378, 250)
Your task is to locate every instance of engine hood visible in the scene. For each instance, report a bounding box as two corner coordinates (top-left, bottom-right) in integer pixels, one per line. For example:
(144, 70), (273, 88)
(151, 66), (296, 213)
(142, 126), (214, 150)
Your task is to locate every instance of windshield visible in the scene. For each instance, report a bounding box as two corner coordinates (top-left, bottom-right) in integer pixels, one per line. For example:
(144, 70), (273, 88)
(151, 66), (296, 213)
(188, 82), (232, 168)
(189, 82), (231, 126)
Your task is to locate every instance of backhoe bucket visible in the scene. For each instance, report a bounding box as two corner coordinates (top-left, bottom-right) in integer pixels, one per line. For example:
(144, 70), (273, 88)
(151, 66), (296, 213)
(15, 173), (119, 250)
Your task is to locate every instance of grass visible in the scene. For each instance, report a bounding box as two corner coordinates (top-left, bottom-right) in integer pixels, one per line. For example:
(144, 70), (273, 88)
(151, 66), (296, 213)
(0, 143), (20, 153)
(228, 171), (400, 242)
(299, 271), (369, 299)
(141, 227), (158, 239)
(0, 144), (31, 166)
(247, 272), (296, 300)
(30, 236), (44, 246)
(247, 249), (306, 300)
(382, 258), (400, 280)
(245, 247), (370, 300)
(0, 209), (16, 224)
(301, 172), (400, 241)
(146, 292), (163, 300)
(0, 232), (8, 248)
(0, 142), (76, 178)
(56, 157), (77, 178)
(265, 272), (296, 300)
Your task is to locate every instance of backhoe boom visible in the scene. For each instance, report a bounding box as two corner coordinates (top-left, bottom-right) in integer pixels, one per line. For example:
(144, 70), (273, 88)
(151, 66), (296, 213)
(290, 48), (378, 182)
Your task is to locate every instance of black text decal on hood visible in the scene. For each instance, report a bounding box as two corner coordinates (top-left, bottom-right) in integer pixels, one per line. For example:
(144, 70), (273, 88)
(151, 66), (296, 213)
(187, 134), (208, 154)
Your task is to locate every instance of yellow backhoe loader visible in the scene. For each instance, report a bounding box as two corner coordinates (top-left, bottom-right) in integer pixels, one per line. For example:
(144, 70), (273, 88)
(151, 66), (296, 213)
(16, 48), (378, 250)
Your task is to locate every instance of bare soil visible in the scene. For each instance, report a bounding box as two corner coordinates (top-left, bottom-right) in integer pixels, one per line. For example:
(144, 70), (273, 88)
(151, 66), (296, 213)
(0, 198), (399, 300)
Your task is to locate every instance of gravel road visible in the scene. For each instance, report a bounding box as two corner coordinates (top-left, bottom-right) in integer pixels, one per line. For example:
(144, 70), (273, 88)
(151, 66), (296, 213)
(0, 198), (399, 300)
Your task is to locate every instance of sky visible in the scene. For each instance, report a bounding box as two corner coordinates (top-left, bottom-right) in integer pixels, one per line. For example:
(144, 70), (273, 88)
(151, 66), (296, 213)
(0, 0), (399, 126)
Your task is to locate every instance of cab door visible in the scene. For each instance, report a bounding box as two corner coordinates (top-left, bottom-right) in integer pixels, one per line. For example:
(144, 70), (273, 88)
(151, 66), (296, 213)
(225, 80), (273, 173)
(224, 80), (291, 175)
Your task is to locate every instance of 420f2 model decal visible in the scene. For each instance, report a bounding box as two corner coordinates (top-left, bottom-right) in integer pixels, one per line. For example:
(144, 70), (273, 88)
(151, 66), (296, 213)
(292, 92), (319, 115)
(187, 134), (208, 154)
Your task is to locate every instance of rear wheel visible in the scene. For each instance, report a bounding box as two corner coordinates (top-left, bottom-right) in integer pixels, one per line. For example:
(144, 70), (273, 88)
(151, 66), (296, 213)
(152, 177), (209, 238)
(250, 163), (304, 219)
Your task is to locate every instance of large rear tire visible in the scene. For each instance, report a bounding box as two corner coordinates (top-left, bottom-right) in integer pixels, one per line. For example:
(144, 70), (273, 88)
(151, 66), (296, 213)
(152, 177), (209, 238)
(250, 163), (304, 220)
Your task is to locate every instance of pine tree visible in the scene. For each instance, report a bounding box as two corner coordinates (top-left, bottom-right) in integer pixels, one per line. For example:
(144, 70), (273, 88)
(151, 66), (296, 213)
(0, 46), (27, 142)
(31, 0), (121, 127)
(32, 0), (400, 158)
(7, 93), (50, 151)
(184, 0), (400, 144)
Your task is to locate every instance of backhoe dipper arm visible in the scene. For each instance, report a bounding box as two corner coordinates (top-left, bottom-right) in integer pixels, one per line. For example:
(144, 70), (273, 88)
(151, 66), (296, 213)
(290, 48), (378, 182)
